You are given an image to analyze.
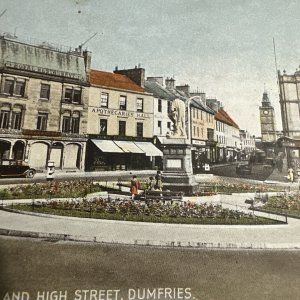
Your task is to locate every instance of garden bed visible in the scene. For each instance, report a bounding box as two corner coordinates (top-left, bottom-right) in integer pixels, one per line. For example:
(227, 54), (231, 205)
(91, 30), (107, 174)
(258, 193), (300, 218)
(0, 180), (102, 200)
(9, 198), (283, 225)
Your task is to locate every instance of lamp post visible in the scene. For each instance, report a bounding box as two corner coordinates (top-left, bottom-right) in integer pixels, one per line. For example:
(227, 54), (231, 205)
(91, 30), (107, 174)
(186, 96), (200, 145)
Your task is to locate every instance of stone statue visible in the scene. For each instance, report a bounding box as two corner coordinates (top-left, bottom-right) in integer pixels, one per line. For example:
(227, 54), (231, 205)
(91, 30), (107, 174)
(169, 98), (186, 138)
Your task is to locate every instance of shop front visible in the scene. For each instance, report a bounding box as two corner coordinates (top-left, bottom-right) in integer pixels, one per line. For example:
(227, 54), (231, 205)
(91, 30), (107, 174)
(87, 138), (163, 171)
(191, 139), (208, 173)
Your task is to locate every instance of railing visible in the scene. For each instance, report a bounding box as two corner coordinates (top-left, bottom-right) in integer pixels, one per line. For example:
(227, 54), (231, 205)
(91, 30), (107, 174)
(0, 31), (77, 54)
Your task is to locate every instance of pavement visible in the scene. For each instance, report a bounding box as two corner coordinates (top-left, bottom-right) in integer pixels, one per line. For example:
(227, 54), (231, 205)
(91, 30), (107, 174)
(1, 191), (300, 250)
(1, 169), (300, 250)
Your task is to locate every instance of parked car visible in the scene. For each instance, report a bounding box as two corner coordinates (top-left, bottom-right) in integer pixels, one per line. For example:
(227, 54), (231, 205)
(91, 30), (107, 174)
(0, 159), (36, 178)
(236, 161), (252, 175)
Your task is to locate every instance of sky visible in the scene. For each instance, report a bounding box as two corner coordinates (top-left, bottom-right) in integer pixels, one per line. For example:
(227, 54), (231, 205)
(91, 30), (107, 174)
(1, 0), (300, 135)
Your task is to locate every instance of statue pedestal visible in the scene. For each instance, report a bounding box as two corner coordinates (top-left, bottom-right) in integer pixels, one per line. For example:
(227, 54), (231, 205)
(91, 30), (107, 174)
(161, 138), (199, 195)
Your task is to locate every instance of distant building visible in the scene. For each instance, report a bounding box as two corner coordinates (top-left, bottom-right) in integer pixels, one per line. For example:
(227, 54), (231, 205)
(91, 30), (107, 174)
(0, 33), (89, 171)
(240, 130), (256, 157)
(259, 90), (277, 143)
(215, 109), (241, 161)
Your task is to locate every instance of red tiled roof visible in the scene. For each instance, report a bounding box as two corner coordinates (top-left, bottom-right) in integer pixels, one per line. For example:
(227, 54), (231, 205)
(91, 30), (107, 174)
(215, 109), (239, 129)
(89, 69), (144, 92)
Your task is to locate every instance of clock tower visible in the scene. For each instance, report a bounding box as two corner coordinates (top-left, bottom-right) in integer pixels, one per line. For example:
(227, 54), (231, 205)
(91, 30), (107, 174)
(259, 90), (277, 143)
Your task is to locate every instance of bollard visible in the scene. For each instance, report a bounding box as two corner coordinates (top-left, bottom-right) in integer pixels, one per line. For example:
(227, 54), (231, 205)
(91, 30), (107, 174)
(46, 161), (55, 181)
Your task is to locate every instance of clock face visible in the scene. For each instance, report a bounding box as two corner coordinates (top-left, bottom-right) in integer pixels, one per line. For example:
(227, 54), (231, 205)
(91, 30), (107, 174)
(263, 110), (269, 115)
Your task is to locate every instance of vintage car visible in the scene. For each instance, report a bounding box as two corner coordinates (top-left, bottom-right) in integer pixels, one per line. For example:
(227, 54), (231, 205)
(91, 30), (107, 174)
(0, 159), (36, 178)
(236, 161), (252, 175)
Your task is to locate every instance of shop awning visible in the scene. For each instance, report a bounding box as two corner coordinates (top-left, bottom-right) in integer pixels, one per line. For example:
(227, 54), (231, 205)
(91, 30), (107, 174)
(114, 140), (145, 153)
(91, 139), (124, 153)
(134, 142), (163, 157)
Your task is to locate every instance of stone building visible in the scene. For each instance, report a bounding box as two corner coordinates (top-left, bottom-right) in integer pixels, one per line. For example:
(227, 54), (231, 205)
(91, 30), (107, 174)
(277, 69), (300, 170)
(0, 33), (89, 171)
(259, 90), (277, 144)
(189, 97), (215, 171)
(86, 68), (162, 171)
(240, 129), (256, 157)
(214, 108), (241, 161)
(144, 77), (174, 138)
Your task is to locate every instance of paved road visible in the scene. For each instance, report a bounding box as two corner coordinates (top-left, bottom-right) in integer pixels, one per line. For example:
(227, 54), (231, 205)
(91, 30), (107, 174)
(1, 236), (300, 300)
(211, 163), (274, 181)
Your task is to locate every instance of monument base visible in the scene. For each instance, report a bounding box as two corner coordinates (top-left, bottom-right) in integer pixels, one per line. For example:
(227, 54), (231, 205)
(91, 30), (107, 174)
(161, 138), (199, 195)
(162, 172), (199, 195)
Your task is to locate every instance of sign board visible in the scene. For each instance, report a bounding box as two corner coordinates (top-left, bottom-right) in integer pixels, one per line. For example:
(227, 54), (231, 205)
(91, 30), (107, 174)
(192, 140), (206, 146)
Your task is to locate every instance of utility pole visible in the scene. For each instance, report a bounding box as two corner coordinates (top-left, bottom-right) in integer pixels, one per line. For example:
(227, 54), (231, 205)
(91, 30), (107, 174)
(0, 9), (7, 18)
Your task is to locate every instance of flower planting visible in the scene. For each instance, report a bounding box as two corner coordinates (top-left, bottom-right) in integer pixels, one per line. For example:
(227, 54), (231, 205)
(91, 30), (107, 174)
(259, 192), (300, 218)
(11, 197), (282, 225)
(0, 180), (102, 200)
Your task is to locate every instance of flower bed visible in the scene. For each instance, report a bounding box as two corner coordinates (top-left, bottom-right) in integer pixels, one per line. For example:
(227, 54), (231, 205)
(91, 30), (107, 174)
(0, 180), (102, 200)
(260, 193), (300, 218)
(199, 183), (285, 194)
(11, 198), (282, 225)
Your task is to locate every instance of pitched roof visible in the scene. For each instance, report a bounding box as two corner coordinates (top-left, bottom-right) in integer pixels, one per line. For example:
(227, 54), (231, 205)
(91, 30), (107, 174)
(190, 99), (215, 114)
(144, 80), (176, 100)
(215, 109), (239, 129)
(89, 69), (144, 92)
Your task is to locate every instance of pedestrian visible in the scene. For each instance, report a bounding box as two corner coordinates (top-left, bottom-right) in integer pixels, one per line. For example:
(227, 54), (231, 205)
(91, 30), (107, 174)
(155, 170), (163, 191)
(287, 167), (294, 183)
(147, 176), (155, 191)
(130, 175), (140, 200)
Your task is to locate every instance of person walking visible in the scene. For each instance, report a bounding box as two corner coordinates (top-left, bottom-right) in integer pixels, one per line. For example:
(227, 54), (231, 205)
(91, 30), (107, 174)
(130, 175), (140, 200)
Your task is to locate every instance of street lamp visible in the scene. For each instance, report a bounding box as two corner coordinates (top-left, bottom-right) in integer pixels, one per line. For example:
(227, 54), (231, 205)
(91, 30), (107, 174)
(186, 96), (201, 144)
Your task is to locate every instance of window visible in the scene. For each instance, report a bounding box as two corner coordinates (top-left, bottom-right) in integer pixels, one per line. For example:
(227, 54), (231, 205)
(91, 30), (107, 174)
(62, 117), (71, 133)
(3, 79), (14, 95)
(3, 78), (25, 97)
(197, 127), (199, 137)
(137, 122), (143, 137)
(63, 87), (81, 104)
(37, 113), (48, 131)
(71, 117), (80, 133)
(193, 109), (195, 118)
(62, 116), (80, 133)
(99, 119), (107, 135)
(14, 81), (25, 96)
(0, 111), (9, 129)
(158, 120), (162, 134)
(11, 112), (22, 130)
(167, 122), (171, 129)
(193, 126), (196, 136)
(197, 110), (199, 119)
(40, 84), (50, 100)
(167, 101), (172, 113)
(201, 111), (203, 120)
(119, 120), (126, 136)
(158, 99), (162, 112)
(137, 98), (143, 112)
(119, 96), (127, 110)
(100, 93), (109, 108)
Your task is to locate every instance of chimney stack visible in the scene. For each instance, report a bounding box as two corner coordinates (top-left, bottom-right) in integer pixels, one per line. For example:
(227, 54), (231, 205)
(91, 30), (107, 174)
(114, 66), (145, 87)
(165, 77), (175, 90)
